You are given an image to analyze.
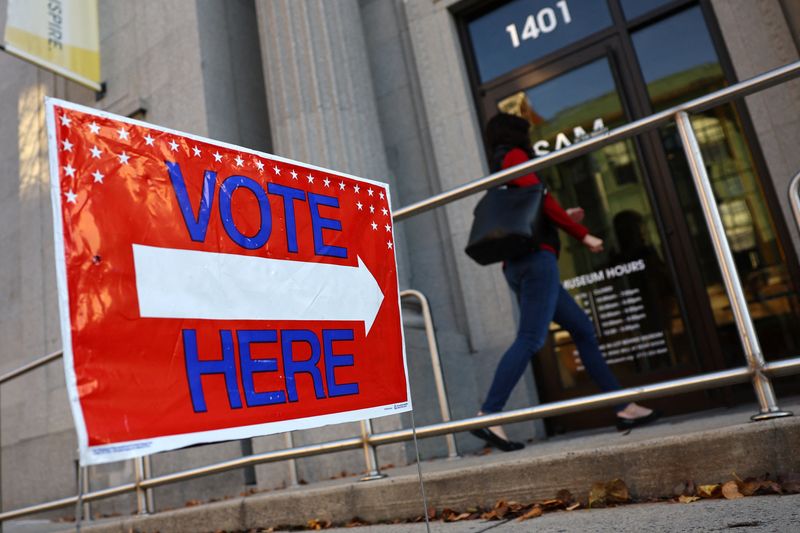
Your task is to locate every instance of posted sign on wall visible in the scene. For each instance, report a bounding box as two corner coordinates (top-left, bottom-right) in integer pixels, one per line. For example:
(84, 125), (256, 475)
(45, 98), (410, 465)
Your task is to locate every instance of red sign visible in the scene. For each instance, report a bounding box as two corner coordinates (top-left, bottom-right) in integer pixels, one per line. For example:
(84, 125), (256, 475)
(45, 98), (409, 465)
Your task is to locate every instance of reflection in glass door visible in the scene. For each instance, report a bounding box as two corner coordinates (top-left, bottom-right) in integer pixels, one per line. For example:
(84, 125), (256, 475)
(630, 5), (800, 365)
(490, 52), (698, 430)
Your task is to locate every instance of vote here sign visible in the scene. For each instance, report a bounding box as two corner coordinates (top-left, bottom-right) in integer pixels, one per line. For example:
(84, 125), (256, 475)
(45, 98), (410, 465)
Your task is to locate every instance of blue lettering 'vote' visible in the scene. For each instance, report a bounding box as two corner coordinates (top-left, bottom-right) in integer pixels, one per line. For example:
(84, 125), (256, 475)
(166, 162), (347, 258)
(183, 328), (359, 413)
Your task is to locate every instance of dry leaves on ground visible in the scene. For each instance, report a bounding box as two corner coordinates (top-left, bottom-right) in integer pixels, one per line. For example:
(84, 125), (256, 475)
(588, 478), (631, 508)
(672, 473), (797, 504)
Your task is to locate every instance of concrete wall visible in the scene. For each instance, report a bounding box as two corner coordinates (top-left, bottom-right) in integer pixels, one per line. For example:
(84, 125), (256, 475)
(711, 0), (800, 262)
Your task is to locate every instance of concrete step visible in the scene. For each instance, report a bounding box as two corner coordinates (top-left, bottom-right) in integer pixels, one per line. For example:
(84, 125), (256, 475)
(37, 398), (800, 533)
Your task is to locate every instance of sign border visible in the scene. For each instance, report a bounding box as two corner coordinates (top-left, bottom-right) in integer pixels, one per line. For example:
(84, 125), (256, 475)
(45, 96), (411, 465)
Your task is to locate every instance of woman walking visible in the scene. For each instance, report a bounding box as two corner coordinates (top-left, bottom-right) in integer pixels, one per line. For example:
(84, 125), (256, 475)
(471, 113), (659, 451)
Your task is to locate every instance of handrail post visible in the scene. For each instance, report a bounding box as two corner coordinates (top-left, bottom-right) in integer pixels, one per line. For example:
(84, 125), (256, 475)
(133, 457), (149, 514)
(675, 111), (793, 421)
(789, 170), (800, 231)
(401, 290), (459, 459)
(284, 432), (299, 487)
(359, 420), (386, 481)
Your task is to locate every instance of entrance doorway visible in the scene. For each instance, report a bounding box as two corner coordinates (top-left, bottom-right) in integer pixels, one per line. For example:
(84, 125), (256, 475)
(464, 1), (800, 432)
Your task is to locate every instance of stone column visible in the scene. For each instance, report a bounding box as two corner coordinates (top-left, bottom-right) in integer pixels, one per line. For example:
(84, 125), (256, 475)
(253, 0), (408, 486)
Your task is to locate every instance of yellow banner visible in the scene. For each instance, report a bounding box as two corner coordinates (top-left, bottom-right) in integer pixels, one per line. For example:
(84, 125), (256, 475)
(4, 0), (101, 91)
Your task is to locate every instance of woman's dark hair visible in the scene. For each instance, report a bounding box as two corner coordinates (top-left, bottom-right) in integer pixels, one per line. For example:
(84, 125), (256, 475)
(485, 113), (531, 151)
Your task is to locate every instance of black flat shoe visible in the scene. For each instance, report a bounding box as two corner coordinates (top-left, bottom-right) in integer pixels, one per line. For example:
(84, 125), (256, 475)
(616, 409), (662, 431)
(470, 427), (525, 451)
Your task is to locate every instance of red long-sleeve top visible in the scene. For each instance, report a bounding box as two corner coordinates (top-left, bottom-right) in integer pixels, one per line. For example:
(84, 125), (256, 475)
(503, 148), (588, 255)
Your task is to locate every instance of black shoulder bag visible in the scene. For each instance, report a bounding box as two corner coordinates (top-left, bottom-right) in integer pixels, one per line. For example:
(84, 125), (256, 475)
(464, 183), (546, 266)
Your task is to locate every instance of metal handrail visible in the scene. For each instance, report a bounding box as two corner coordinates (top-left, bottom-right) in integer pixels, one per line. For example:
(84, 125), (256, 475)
(0, 350), (62, 384)
(790, 170), (800, 231)
(2, 357), (798, 521)
(393, 60), (800, 221)
(2, 60), (800, 522)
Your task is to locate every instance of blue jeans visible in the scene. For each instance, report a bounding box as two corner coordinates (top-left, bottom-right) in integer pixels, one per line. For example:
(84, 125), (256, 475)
(481, 251), (622, 414)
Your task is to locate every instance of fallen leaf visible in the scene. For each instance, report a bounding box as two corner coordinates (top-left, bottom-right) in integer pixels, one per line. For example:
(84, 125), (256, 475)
(739, 479), (760, 496)
(566, 502), (581, 511)
(306, 518), (330, 530)
(540, 498), (564, 509)
(756, 480), (782, 495)
(185, 499), (202, 507)
(722, 481), (744, 500)
(697, 484), (721, 498)
(556, 489), (575, 504)
(516, 505), (543, 521)
(605, 479), (630, 503)
(779, 473), (800, 494)
(678, 495), (700, 503)
(589, 482), (606, 508)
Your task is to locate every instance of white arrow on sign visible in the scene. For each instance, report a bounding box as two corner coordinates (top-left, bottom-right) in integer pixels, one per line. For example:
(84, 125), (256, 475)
(132, 244), (385, 333)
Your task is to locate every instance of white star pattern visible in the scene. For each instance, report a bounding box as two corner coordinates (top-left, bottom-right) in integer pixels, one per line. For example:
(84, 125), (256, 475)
(88, 122), (100, 135)
(64, 164), (76, 177)
(291, 170), (298, 180)
(307, 174), (314, 184)
(213, 151), (223, 162)
(60, 115), (72, 127)
(385, 224), (391, 232)
(356, 201), (363, 211)
(117, 127), (129, 140)
(89, 146), (102, 158)
(169, 140), (179, 152)
(144, 134), (155, 146)
(354, 184), (361, 194)
(65, 190), (77, 203)
(255, 160), (264, 171)
(387, 241), (393, 249)
(367, 188), (374, 197)
(92, 170), (104, 183)
(323, 177), (331, 187)
(369, 205), (375, 214)
(273, 165), (281, 176)
(192, 146), (201, 157)
(235, 155), (244, 167)
(118, 152), (130, 165)
(61, 139), (73, 152)
(339, 181), (345, 191)
(379, 191), (385, 200)
(382, 207), (389, 216)
(371, 221), (378, 231)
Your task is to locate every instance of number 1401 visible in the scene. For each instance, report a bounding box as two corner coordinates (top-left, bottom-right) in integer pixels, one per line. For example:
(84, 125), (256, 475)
(505, 0), (572, 48)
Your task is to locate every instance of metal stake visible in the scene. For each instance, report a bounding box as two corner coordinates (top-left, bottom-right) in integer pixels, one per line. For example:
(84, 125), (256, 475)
(359, 420), (386, 481)
(675, 111), (792, 421)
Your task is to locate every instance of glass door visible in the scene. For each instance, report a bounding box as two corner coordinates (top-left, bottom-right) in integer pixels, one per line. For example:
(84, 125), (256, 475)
(482, 40), (713, 431)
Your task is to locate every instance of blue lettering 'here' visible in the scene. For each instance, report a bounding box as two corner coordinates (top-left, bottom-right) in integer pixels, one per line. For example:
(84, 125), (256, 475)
(323, 329), (358, 397)
(237, 329), (286, 407)
(281, 329), (326, 402)
(183, 329), (242, 413)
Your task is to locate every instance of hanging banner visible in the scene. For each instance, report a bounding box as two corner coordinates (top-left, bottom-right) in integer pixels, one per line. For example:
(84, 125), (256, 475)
(45, 98), (410, 465)
(4, 0), (102, 91)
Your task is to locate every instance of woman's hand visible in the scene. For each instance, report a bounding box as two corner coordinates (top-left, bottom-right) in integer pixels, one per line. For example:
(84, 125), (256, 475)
(582, 234), (604, 253)
(566, 207), (585, 223)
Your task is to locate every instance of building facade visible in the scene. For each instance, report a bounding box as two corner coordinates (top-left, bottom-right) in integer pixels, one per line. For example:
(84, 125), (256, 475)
(1, 0), (799, 517)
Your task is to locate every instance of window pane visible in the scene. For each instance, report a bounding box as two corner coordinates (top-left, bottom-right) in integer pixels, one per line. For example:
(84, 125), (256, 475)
(468, 0), (612, 83)
(632, 6), (800, 360)
(620, 0), (674, 20)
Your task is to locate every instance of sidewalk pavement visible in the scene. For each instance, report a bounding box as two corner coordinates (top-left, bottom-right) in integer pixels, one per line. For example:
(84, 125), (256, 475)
(4, 397), (799, 532)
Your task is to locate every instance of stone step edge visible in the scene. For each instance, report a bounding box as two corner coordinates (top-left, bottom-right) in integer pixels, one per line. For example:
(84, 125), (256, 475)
(82, 416), (800, 533)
